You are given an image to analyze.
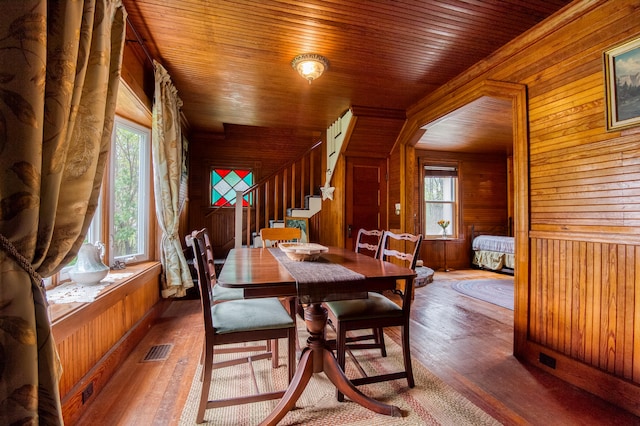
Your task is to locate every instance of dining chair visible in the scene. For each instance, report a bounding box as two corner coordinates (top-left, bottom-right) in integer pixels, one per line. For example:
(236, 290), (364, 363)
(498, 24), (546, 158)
(324, 230), (423, 401)
(348, 228), (385, 349)
(187, 228), (284, 363)
(186, 229), (297, 423)
(260, 227), (302, 247)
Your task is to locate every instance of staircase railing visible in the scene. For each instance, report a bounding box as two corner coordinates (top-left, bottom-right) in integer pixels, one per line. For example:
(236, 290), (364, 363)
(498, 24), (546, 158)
(241, 140), (323, 247)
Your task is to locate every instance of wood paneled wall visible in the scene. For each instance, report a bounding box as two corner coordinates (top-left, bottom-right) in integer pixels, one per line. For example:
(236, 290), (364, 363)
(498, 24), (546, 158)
(530, 236), (639, 380)
(398, 0), (640, 414)
(415, 150), (508, 271)
(388, 146), (402, 231)
(320, 153), (346, 248)
(188, 126), (321, 257)
(53, 263), (163, 424)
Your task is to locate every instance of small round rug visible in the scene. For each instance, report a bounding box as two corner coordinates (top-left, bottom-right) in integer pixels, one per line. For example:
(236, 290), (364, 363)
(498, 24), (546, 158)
(450, 279), (514, 310)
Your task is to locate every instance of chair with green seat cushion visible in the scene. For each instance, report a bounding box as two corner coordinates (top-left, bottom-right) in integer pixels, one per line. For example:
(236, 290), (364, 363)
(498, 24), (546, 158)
(324, 230), (422, 402)
(186, 229), (296, 424)
(187, 229), (279, 363)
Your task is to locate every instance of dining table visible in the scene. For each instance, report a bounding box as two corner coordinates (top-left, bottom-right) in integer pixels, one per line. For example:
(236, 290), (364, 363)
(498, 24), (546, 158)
(217, 245), (416, 426)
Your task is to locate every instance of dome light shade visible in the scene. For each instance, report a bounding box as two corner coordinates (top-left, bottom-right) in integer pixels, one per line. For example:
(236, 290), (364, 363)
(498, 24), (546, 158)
(291, 53), (329, 83)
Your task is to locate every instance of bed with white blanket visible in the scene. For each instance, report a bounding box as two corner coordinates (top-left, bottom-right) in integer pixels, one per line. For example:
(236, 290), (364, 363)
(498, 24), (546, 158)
(471, 225), (514, 273)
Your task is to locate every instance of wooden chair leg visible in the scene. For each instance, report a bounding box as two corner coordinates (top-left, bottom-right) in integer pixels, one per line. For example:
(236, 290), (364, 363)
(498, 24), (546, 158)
(199, 343), (206, 381)
(401, 324), (414, 388)
(271, 339), (279, 368)
(287, 327), (296, 382)
(197, 344), (214, 423)
(336, 324), (348, 402)
(375, 327), (387, 357)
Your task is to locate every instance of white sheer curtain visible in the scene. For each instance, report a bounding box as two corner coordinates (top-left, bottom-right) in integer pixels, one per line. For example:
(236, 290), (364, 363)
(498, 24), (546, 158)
(152, 61), (193, 298)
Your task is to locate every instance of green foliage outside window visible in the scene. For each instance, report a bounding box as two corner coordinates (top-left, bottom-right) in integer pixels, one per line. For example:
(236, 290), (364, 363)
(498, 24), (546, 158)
(113, 125), (142, 257)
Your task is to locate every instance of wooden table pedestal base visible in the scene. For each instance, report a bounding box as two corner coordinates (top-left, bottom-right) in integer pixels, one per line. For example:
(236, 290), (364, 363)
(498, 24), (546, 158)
(259, 303), (402, 426)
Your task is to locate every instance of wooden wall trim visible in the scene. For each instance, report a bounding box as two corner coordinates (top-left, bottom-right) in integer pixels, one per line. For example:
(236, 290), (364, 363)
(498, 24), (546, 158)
(349, 105), (406, 119)
(530, 230), (640, 245)
(521, 341), (640, 417)
(115, 78), (152, 127)
(52, 262), (162, 341)
(401, 79), (530, 354)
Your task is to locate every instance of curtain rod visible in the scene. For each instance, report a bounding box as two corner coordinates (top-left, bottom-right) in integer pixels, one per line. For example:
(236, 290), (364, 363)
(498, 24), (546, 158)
(126, 16), (156, 70)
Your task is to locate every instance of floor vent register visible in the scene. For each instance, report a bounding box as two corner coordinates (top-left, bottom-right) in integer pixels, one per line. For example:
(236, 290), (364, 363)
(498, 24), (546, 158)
(142, 344), (173, 362)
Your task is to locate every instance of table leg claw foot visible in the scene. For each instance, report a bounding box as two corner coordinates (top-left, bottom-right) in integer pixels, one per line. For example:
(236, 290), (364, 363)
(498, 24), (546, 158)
(321, 349), (402, 417)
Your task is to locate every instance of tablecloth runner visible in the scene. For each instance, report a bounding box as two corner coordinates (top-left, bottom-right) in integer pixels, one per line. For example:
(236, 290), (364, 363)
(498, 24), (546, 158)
(268, 248), (367, 303)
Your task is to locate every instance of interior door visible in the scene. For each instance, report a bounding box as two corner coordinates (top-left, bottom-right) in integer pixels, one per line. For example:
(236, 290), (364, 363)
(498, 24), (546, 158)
(345, 157), (388, 250)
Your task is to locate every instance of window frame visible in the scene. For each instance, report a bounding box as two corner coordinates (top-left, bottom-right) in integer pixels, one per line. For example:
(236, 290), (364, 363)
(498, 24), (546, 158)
(422, 163), (460, 239)
(108, 116), (152, 265)
(47, 115), (154, 289)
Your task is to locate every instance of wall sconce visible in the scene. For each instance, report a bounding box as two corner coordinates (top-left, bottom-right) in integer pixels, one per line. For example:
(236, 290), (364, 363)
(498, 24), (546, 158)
(395, 203), (401, 215)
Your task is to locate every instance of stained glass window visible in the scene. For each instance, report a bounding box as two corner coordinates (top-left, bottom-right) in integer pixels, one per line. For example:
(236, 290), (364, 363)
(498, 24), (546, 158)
(210, 168), (253, 207)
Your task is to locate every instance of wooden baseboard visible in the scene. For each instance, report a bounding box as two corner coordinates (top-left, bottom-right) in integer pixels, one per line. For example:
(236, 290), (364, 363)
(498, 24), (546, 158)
(519, 341), (640, 417)
(61, 299), (171, 425)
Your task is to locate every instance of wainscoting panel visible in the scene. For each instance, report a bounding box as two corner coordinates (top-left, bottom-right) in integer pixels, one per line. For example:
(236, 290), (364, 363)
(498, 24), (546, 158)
(530, 237), (640, 384)
(52, 263), (163, 424)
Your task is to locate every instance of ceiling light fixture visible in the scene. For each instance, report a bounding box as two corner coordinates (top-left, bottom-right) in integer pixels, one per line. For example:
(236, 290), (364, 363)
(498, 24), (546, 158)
(291, 53), (329, 84)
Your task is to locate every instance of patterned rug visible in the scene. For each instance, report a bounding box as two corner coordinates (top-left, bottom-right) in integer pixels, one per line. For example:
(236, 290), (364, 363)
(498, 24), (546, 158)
(450, 279), (514, 310)
(179, 325), (500, 425)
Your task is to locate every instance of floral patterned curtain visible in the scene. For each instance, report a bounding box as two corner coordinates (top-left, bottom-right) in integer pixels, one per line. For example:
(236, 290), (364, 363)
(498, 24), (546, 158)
(152, 61), (193, 298)
(0, 0), (126, 423)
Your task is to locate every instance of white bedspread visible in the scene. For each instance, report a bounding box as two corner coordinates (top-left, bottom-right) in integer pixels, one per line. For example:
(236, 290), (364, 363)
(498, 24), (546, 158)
(472, 235), (514, 254)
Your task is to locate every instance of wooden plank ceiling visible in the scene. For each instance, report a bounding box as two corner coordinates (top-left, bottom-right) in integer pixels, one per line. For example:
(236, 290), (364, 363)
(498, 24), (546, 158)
(416, 96), (515, 155)
(122, 0), (571, 151)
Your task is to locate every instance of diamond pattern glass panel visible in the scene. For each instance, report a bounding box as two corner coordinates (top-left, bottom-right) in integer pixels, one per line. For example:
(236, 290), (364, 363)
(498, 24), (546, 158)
(211, 169), (253, 206)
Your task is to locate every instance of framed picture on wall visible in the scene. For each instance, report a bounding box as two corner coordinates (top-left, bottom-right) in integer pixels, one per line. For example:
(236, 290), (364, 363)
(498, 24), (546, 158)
(285, 216), (309, 243)
(604, 36), (640, 131)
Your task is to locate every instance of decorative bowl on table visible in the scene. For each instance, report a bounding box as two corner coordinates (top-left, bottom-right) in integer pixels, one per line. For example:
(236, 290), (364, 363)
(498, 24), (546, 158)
(279, 243), (329, 261)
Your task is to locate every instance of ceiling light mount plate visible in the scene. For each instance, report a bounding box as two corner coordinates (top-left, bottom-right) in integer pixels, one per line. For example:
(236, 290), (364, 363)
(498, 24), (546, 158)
(291, 53), (329, 84)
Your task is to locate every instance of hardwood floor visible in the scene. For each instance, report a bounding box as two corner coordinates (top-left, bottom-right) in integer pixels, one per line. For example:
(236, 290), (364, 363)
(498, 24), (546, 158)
(76, 269), (640, 425)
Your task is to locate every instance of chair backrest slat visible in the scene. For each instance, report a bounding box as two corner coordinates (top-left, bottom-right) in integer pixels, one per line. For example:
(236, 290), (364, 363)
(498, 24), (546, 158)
(260, 227), (302, 247)
(378, 231), (423, 306)
(202, 231), (217, 284)
(355, 228), (383, 258)
(379, 231), (422, 270)
(186, 228), (215, 331)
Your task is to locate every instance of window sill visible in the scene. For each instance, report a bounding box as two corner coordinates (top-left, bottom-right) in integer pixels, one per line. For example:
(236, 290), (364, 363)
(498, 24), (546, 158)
(50, 261), (161, 340)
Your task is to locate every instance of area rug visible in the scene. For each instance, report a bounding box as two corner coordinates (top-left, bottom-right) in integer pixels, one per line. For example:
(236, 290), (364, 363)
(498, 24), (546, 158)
(179, 326), (500, 425)
(450, 279), (514, 310)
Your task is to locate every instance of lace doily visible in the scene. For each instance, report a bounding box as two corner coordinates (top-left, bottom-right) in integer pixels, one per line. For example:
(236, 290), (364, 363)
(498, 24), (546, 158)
(47, 272), (134, 304)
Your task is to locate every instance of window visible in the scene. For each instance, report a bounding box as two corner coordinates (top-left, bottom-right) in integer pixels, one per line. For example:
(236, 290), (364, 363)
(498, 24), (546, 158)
(48, 115), (153, 289)
(109, 117), (151, 264)
(424, 165), (458, 238)
(210, 168), (253, 207)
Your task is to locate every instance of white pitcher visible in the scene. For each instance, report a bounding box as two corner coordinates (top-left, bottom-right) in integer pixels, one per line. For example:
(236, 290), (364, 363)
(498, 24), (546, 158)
(69, 242), (109, 285)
